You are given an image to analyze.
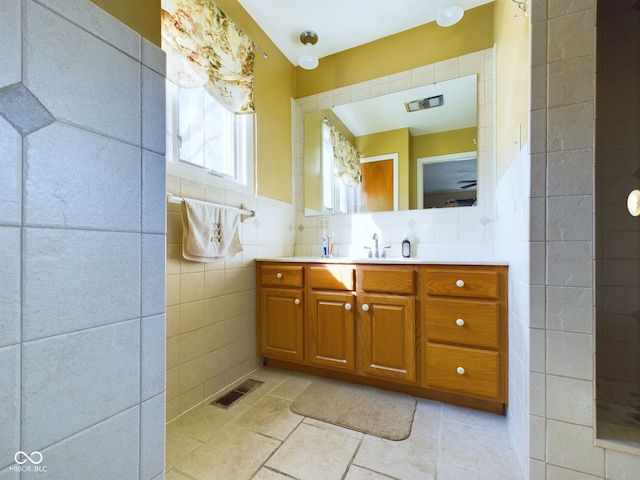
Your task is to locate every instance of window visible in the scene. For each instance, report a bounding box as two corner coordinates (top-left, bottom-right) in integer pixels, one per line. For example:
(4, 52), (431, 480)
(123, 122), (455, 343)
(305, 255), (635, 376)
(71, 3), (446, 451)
(166, 81), (255, 192)
(321, 121), (359, 214)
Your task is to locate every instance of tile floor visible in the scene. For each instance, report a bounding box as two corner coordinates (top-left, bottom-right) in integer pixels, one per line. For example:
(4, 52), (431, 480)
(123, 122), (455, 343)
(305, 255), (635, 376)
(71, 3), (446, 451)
(166, 367), (524, 480)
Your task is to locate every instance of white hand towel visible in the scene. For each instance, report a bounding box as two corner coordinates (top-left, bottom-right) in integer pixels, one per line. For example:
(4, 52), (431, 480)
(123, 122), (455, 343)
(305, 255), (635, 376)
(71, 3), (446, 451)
(181, 198), (243, 262)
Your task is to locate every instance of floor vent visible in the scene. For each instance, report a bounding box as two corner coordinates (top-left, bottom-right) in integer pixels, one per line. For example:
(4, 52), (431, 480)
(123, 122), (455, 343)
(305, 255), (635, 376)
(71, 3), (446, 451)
(210, 379), (264, 409)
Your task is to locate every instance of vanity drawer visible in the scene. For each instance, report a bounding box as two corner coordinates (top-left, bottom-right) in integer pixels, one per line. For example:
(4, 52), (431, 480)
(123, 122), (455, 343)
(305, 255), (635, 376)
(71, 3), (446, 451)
(424, 343), (500, 400)
(259, 264), (304, 288)
(424, 266), (499, 299)
(358, 266), (416, 294)
(309, 265), (355, 291)
(424, 299), (499, 349)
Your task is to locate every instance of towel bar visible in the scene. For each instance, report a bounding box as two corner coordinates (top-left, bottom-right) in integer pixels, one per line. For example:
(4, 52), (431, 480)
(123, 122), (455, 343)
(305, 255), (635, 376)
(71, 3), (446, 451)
(166, 193), (256, 219)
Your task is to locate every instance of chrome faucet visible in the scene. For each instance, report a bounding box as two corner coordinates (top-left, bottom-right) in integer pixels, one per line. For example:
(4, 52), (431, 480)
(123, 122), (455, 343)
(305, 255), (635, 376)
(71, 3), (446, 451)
(372, 233), (379, 258)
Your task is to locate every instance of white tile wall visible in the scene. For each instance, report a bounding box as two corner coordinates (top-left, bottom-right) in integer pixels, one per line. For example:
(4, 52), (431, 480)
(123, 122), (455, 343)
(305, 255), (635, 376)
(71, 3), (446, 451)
(22, 320), (141, 448)
(23, 1), (141, 145)
(525, 0), (640, 477)
(0, 118), (21, 226)
(25, 406), (140, 480)
(165, 172), (294, 421)
(24, 123), (141, 230)
(22, 228), (141, 340)
(0, 0), (166, 476)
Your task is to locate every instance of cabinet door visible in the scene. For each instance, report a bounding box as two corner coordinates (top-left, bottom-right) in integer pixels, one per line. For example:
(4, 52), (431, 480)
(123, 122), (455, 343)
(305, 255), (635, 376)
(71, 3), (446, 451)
(359, 294), (416, 383)
(259, 287), (304, 362)
(308, 292), (355, 372)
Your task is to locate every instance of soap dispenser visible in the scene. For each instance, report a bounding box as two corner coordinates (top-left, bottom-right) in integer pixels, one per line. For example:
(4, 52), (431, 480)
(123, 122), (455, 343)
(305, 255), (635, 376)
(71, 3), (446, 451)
(402, 233), (411, 258)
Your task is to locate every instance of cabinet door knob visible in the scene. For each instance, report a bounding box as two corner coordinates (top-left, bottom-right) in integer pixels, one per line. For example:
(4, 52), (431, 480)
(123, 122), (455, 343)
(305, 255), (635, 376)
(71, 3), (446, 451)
(276, 272), (283, 279)
(362, 304), (370, 312)
(456, 279), (464, 287)
(456, 318), (465, 326)
(294, 298), (300, 305)
(456, 366), (465, 375)
(344, 303), (352, 311)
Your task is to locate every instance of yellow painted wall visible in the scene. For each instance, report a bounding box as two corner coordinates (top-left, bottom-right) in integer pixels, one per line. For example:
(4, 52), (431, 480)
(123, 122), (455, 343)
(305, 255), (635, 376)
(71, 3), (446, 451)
(92, 0), (295, 204)
(356, 128), (410, 210)
(494, 0), (529, 181)
(409, 127), (476, 208)
(294, 3), (494, 98)
(91, 0), (161, 46)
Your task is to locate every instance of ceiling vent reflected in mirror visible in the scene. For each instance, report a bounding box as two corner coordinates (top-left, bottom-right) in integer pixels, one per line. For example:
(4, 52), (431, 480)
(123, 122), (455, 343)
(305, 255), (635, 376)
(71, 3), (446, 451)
(404, 94), (444, 112)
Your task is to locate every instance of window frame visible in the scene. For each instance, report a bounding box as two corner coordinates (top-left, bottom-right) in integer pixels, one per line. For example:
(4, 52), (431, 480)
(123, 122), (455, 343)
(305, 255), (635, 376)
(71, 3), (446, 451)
(165, 80), (256, 195)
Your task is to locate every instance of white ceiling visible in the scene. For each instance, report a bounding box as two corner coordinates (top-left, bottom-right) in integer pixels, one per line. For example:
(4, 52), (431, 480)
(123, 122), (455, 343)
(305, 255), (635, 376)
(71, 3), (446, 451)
(237, 0), (493, 66)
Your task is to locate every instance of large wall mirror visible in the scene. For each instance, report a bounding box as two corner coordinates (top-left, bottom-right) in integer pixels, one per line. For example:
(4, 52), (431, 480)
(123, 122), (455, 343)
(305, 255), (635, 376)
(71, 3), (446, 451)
(304, 74), (478, 216)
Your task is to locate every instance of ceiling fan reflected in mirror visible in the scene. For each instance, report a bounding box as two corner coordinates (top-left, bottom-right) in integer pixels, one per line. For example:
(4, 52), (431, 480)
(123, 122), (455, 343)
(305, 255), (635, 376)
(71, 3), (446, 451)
(457, 180), (477, 190)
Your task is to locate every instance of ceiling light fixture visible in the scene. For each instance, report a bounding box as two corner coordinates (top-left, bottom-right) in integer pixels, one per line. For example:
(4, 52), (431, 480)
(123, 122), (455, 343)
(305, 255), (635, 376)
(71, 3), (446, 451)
(298, 30), (319, 70)
(436, 6), (464, 27)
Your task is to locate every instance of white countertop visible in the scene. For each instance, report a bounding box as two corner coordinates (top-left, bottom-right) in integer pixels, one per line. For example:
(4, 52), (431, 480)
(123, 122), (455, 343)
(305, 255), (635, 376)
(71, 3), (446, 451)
(256, 256), (508, 266)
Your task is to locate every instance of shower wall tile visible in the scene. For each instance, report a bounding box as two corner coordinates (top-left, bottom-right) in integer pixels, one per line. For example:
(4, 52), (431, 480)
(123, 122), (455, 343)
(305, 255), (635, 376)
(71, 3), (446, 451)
(547, 149), (594, 197)
(142, 38), (166, 76)
(547, 103), (594, 153)
(142, 66), (166, 155)
(605, 450), (640, 479)
(546, 375), (593, 426)
(0, 227), (20, 348)
(28, 406), (139, 480)
(24, 122), (141, 231)
(547, 286), (593, 334)
(0, 345), (19, 471)
(141, 315), (166, 401)
(22, 320), (140, 449)
(0, 467), (19, 479)
(142, 150), (167, 234)
(0, 0), (20, 88)
(0, 117), (21, 226)
(142, 234), (166, 317)
(24, 0), (141, 145)
(0, 84), (55, 136)
(547, 331), (593, 381)
(546, 242), (592, 287)
(547, 196), (593, 241)
(548, 56), (595, 108)
(548, 9), (595, 62)
(35, 0), (141, 60)
(140, 394), (165, 480)
(546, 420), (604, 477)
(22, 228), (141, 340)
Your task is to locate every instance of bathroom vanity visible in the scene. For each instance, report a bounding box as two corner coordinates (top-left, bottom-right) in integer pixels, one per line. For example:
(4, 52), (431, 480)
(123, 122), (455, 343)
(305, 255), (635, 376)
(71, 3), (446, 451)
(256, 258), (508, 413)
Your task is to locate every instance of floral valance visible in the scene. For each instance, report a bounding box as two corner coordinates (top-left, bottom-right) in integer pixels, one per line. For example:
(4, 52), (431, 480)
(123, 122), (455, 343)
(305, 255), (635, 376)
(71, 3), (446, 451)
(161, 0), (256, 113)
(324, 118), (361, 186)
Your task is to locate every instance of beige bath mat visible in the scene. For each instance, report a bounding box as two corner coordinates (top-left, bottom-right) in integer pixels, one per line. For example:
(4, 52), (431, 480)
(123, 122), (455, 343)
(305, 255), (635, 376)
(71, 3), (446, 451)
(290, 377), (417, 440)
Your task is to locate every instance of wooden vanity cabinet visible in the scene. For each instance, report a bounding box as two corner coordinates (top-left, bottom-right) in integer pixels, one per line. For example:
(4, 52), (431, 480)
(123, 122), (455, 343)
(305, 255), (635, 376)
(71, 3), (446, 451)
(357, 266), (417, 383)
(421, 265), (508, 405)
(307, 265), (356, 372)
(257, 260), (508, 413)
(257, 264), (305, 362)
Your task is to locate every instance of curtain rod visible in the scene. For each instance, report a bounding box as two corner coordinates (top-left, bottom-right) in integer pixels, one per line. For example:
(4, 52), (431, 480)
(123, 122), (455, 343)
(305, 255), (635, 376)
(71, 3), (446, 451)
(255, 45), (268, 59)
(166, 193), (256, 218)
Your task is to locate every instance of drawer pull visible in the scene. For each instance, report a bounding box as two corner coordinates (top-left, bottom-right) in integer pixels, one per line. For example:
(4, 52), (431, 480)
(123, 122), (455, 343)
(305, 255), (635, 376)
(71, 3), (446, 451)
(456, 366), (466, 375)
(345, 303), (352, 311)
(456, 279), (465, 287)
(276, 272), (283, 279)
(362, 304), (370, 312)
(294, 298), (300, 305)
(456, 318), (465, 326)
